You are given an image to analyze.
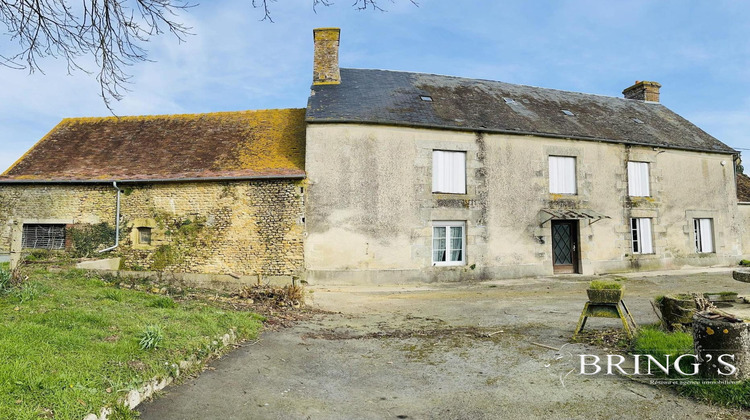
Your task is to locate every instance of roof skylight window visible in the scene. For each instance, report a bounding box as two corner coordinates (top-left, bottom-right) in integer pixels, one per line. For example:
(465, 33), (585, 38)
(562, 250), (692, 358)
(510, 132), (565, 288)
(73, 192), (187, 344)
(503, 97), (516, 104)
(633, 118), (645, 124)
(420, 95), (433, 102)
(561, 109), (575, 116)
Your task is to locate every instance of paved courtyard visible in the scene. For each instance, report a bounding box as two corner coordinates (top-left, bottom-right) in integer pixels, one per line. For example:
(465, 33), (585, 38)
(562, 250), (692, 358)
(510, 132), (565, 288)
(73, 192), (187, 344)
(138, 268), (748, 419)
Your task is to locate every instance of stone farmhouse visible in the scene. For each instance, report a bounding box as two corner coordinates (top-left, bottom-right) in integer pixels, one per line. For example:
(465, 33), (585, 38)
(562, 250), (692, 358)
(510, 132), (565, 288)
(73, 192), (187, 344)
(2, 28), (750, 285)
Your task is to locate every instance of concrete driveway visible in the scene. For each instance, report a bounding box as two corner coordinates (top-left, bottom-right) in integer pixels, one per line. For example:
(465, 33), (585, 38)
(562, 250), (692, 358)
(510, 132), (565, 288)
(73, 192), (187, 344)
(138, 268), (747, 419)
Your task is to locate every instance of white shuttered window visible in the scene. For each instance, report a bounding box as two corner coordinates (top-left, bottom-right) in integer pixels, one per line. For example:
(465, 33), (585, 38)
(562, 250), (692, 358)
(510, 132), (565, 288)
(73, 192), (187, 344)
(549, 156), (577, 194)
(628, 161), (650, 197)
(631, 218), (653, 254)
(432, 150), (466, 194)
(694, 218), (714, 253)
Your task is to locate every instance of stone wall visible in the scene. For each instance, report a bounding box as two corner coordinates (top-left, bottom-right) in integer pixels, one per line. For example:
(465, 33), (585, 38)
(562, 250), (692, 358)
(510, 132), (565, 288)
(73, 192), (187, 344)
(0, 180), (305, 278)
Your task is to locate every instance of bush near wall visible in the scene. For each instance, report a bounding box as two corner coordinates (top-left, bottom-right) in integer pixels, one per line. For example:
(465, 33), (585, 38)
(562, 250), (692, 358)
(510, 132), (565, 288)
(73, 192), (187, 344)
(68, 223), (117, 258)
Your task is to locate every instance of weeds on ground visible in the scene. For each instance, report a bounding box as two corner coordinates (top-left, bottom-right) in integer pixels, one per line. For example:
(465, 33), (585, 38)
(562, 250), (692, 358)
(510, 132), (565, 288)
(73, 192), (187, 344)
(147, 296), (178, 309)
(631, 325), (749, 409)
(232, 284), (305, 308)
(102, 289), (124, 302)
(631, 325), (694, 374)
(138, 325), (164, 350)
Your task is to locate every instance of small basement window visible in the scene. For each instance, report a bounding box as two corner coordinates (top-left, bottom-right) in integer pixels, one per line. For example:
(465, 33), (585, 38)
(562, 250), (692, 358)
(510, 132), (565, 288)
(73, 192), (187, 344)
(138, 227), (152, 245)
(22, 224), (65, 249)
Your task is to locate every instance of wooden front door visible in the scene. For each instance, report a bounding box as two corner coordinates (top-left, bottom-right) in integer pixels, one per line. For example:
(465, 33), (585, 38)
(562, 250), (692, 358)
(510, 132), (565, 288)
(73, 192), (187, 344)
(552, 220), (579, 274)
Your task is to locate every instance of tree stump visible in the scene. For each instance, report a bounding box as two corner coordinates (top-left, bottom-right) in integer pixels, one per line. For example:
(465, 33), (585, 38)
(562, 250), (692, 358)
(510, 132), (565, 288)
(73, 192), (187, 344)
(693, 315), (750, 380)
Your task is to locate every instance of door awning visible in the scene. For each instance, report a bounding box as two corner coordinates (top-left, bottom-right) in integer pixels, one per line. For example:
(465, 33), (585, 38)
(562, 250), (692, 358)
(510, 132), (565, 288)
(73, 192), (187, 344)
(538, 208), (611, 226)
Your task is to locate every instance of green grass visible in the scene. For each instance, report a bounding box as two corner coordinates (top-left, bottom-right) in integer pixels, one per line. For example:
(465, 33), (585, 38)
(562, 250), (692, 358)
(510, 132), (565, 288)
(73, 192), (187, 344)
(147, 296), (177, 309)
(0, 267), (263, 419)
(632, 325), (693, 373)
(589, 280), (622, 290)
(632, 325), (750, 409)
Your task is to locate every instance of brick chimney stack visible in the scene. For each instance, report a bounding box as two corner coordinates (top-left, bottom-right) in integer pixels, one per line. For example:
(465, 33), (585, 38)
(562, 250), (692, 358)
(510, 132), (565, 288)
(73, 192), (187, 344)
(313, 28), (341, 85)
(622, 81), (661, 102)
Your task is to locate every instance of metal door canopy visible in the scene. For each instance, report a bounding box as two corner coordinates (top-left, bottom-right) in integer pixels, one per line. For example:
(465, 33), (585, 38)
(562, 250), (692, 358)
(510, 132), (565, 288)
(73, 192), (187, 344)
(538, 208), (610, 227)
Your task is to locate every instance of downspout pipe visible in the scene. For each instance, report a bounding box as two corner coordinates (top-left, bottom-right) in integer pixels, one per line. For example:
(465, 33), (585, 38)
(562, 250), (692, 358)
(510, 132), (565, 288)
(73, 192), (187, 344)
(98, 181), (121, 253)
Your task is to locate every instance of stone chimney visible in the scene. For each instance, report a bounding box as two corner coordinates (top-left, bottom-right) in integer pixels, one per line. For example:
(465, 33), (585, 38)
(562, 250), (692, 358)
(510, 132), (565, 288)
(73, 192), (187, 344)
(313, 28), (341, 85)
(622, 81), (661, 102)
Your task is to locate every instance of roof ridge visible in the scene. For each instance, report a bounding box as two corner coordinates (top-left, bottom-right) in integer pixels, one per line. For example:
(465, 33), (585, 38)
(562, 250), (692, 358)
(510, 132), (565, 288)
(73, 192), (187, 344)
(340, 68), (657, 103)
(60, 108), (306, 123)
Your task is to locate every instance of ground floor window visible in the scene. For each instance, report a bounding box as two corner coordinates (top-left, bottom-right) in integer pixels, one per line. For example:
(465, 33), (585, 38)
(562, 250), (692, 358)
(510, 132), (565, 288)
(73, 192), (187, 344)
(694, 218), (714, 253)
(630, 218), (653, 254)
(138, 227), (152, 245)
(432, 221), (465, 266)
(22, 224), (66, 249)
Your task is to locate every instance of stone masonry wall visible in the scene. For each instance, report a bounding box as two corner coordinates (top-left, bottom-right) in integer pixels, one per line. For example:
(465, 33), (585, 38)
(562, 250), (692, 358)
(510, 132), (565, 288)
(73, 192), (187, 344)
(0, 180), (305, 277)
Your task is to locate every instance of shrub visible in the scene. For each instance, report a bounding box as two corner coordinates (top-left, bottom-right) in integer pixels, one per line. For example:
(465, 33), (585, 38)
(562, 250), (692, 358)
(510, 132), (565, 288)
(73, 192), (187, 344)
(740, 259), (750, 267)
(138, 325), (164, 350)
(589, 280), (622, 290)
(151, 245), (178, 271)
(68, 223), (117, 258)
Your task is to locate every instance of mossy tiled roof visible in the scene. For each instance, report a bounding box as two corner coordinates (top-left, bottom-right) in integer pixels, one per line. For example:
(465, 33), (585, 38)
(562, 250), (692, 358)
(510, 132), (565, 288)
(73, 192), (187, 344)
(737, 173), (750, 202)
(0, 109), (306, 182)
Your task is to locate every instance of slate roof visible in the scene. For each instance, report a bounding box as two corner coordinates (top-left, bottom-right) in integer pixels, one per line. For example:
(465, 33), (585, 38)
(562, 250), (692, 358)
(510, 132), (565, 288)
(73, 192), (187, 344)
(307, 69), (735, 154)
(0, 109), (306, 182)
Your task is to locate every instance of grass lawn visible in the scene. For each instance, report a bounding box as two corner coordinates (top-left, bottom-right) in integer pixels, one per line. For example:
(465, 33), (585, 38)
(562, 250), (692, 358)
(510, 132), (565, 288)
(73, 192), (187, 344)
(632, 325), (750, 409)
(0, 265), (263, 419)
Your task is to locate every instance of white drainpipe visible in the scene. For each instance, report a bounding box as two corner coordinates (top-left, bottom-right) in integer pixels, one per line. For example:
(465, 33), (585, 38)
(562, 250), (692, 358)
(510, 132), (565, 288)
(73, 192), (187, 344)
(98, 181), (121, 253)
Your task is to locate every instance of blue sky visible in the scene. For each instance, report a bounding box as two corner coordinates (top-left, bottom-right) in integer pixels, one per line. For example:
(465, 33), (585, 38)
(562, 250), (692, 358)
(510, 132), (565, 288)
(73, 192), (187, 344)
(1, 0), (749, 172)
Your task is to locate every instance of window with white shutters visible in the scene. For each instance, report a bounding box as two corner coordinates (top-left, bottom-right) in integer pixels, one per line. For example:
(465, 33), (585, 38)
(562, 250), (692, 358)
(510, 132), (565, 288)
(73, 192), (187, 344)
(628, 161), (650, 197)
(22, 224), (66, 249)
(694, 218), (714, 253)
(549, 156), (576, 194)
(630, 218), (653, 254)
(432, 221), (466, 266)
(432, 150), (466, 194)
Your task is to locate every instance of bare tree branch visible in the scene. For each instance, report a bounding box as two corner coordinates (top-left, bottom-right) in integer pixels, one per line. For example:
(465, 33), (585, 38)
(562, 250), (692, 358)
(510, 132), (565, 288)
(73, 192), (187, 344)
(0, 0), (417, 110)
(0, 0), (192, 110)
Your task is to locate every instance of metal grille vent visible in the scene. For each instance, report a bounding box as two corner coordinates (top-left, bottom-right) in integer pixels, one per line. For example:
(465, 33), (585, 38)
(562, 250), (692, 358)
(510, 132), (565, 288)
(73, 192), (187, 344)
(22, 224), (65, 249)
